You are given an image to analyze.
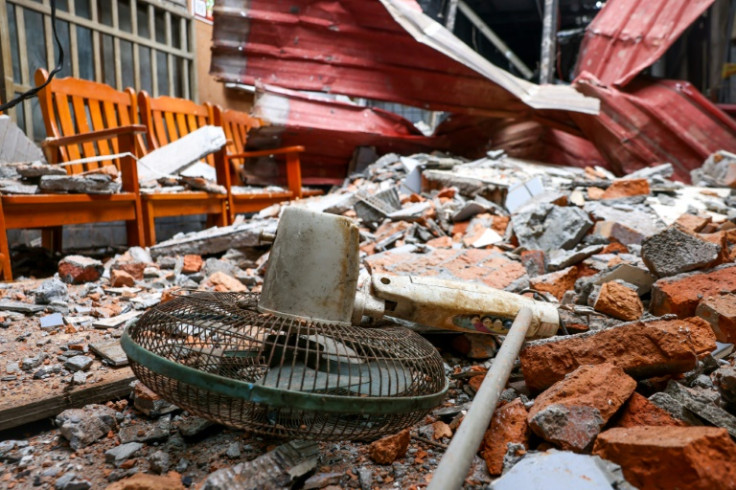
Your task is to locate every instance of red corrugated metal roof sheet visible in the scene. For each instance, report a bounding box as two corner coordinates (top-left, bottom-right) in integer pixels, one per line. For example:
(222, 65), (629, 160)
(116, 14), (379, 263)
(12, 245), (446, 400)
(572, 73), (736, 181)
(247, 85), (446, 184)
(211, 0), (598, 116)
(574, 0), (715, 88)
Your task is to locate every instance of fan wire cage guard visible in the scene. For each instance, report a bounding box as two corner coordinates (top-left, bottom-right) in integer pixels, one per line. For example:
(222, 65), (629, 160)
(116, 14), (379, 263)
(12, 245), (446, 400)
(122, 292), (448, 441)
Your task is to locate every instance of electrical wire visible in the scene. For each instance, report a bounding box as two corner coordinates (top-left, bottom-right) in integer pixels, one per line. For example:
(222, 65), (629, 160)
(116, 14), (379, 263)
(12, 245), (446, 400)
(0, 0), (63, 112)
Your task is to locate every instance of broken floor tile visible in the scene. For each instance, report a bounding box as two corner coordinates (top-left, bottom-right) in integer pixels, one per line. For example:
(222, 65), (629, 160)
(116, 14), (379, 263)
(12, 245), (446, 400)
(200, 440), (319, 489)
(93, 311), (142, 330)
(490, 450), (634, 490)
(0, 300), (45, 314)
(90, 340), (128, 367)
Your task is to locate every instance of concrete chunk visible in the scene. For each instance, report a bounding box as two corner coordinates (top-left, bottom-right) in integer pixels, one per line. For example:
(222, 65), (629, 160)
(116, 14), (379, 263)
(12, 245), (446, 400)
(511, 203), (593, 253)
(642, 226), (720, 277)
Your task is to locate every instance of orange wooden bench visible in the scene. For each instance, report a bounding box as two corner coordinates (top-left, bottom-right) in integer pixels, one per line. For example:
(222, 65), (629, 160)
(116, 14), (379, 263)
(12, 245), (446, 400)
(137, 92), (229, 245)
(213, 105), (322, 222)
(0, 69), (145, 281)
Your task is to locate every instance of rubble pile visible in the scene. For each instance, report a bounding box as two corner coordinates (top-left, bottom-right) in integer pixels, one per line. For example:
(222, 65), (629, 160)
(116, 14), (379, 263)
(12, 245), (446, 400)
(0, 150), (735, 489)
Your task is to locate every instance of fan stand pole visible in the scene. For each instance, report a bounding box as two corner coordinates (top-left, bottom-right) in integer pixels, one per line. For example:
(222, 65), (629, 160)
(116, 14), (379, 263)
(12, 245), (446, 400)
(428, 306), (533, 490)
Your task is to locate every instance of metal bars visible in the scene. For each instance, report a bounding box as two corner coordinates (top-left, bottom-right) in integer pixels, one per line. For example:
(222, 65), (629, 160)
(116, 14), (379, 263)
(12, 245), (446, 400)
(0, 0), (195, 140)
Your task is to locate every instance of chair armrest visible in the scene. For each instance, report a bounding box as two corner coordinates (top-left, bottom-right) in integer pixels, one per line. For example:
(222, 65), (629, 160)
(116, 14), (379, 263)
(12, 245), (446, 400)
(43, 125), (147, 147)
(226, 146), (305, 160)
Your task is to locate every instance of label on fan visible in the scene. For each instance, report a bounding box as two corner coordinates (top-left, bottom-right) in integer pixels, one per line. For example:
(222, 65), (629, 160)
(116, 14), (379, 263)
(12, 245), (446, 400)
(452, 314), (513, 335)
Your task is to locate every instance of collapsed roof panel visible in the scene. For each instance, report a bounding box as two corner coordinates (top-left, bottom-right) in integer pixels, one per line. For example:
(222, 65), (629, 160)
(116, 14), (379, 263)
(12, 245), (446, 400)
(210, 0), (599, 116)
(574, 0), (716, 88)
(572, 73), (736, 181)
(247, 85), (445, 184)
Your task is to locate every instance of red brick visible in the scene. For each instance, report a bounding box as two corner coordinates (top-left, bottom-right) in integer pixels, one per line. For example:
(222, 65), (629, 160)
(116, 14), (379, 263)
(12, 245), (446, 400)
(203, 272), (247, 292)
(58, 255), (103, 284)
(592, 221), (645, 246)
(613, 392), (687, 428)
(529, 266), (579, 301)
(696, 294), (736, 343)
(368, 428), (410, 464)
(594, 282), (643, 321)
(366, 248), (526, 290)
(426, 236), (453, 248)
(527, 364), (635, 452)
(450, 333), (497, 360)
(650, 265), (736, 317)
(110, 269), (135, 288)
(520, 317), (715, 392)
(600, 179), (650, 199)
(115, 262), (146, 280)
(105, 472), (185, 490)
(593, 426), (736, 490)
(520, 250), (546, 277)
(675, 213), (712, 233)
(181, 254), (203, 274)
(481, 399), (529, 475)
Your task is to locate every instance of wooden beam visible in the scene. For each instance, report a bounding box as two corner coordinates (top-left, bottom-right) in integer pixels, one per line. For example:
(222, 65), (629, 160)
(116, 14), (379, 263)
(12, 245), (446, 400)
(0, 368), (135, 432)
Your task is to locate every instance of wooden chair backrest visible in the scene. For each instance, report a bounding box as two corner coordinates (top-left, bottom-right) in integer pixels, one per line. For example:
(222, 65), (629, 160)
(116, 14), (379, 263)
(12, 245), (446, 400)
(35, 68), (140, 174)
(212, 106), (262, 185)
(138, 91), (216, 166)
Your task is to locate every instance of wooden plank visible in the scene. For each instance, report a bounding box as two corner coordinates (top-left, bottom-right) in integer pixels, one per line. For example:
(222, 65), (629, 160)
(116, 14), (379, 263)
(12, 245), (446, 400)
(0, 367), (135, 432)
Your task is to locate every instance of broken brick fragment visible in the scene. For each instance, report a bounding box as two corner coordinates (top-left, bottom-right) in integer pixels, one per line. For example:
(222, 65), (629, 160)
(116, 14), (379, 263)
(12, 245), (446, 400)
(481, 399), (529, 475)
(592, 221), (645, 246)
(105, 471), (185, 490)
(368, 428), (410, 464)
(520, 250), (546, 277)
(593, 281), (643, 321)
(450, 333), (497, 360)
(612, 392), (686, 428)
(600, 178), (650, 199)
(432, 421), (452, 440)
(366, 247), (526, 290)
(696, 293), (736, 343)
(675, 213), (712, 233)
(527, 364), (636, 452)
(528, 266), (578, 301)
(649, 264), (736, 317)
(58, 255), (104, 284)
(593, 426), (736, 490)
(520, 317), (715, 392)
(182, 254), (204, 274)
(203, 271), (247, 292)
(110, 269), (136, 288)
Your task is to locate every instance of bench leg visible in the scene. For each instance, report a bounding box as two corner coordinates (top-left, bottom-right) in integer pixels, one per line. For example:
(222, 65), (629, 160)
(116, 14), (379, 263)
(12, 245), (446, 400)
(0, 200), (12, 281)
(42, 226), (63, 253)
(126, 198), (146, 248)
(142, 200), (156, 247)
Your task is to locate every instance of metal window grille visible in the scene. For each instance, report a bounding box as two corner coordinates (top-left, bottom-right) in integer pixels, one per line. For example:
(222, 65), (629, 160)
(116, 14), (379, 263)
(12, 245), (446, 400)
(0, 0), (196, 141)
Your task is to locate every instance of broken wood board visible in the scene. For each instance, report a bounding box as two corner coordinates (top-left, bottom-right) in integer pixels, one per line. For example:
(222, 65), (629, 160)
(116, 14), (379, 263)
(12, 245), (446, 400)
(0, 367), (134, 432)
